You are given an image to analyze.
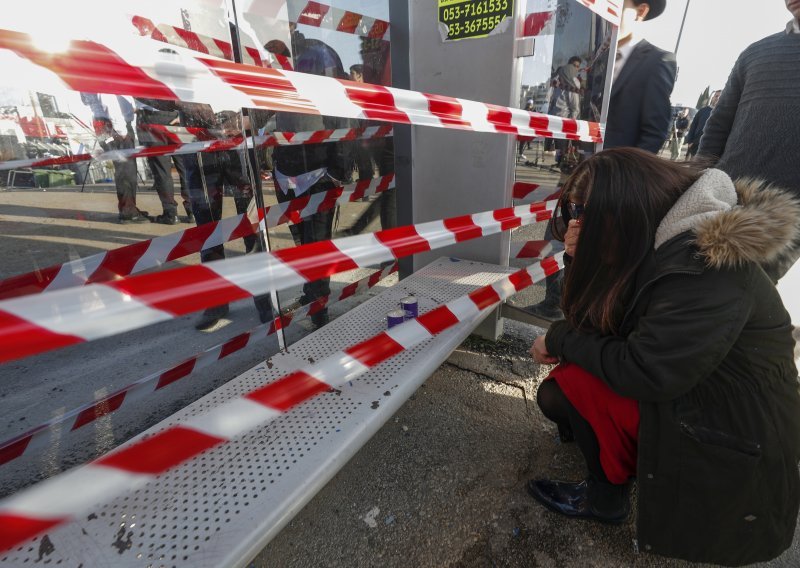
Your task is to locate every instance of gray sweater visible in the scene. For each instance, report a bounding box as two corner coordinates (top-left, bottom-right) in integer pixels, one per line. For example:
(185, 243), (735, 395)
(698, 30), (800, 194)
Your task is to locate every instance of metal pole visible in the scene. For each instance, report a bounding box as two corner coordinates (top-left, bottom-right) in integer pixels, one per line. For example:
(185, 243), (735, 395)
(674, 0), (691, 55)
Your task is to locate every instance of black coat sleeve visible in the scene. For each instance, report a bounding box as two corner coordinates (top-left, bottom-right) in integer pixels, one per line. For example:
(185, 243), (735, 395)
(636, 52), (677, 153)
(698, 55), (745, 159)
(684, 111), (701, 145)
(545, 268), (754, 403)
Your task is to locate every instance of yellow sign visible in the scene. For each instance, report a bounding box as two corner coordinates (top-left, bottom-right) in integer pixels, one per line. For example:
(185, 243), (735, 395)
(438, 0), (514, 41)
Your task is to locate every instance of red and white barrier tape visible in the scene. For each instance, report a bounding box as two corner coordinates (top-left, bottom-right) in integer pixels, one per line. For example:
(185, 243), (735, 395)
(0, 253), (563, 552)
(523, 11), (555, 37)
(0, 175), (395, 300)
(131, 15), (293, 70)
(0, 263), (397, 469)
(573, 0), (621, 26)
(289, 1), (390, 41)
(0, 199), (557, 364)
(510, 239), (564, 259)
(0, 125), (394, 171)
(0, 28), (603, 144)
(512, 182), (562, 204)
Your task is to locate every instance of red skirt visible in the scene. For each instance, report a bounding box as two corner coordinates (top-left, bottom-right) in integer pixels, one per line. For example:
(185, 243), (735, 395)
(548, 362), (640, 484)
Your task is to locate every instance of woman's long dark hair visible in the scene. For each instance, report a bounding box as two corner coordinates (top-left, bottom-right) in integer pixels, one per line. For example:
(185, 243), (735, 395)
(553, 148), (704, 334)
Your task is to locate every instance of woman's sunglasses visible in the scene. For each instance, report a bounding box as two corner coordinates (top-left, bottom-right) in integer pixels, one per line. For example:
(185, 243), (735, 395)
(568, 201), (585, 219)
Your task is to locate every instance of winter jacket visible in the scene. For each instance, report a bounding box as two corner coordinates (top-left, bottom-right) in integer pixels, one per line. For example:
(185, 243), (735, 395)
(545, 169), (800, 566)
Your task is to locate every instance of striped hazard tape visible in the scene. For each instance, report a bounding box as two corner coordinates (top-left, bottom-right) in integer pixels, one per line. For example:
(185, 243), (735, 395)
(0, 28), (603, 143)
(510, 239), (564, 259)
(131, 15), (293, 70)
(0, 199), (557, 364)
(0, 125), (394, 171)
(0, 263), (397, 469)
(574, 0), (621, 26)
(289, 1), (391, 40)
(513, 182), (562, 204)
(0, 174), (395, 300)
(0, 253), (563, 553)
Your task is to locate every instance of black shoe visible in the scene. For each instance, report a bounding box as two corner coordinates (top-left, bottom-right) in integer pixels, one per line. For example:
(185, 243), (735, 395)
(526, 478), (630, 524)
(254, 295), (273, 324)
(310, 309), (329, 329)
(184, 212), (195, 224)
(119, 210), (150, 224)
(195, 304), (230, 331)
(154, 213), (179, 225)
(526, 301), (564, 321)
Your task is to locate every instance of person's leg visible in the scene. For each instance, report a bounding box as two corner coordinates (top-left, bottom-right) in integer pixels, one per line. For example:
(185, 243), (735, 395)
(529, 379), (631, 522)
(172, 155), (193, 222)
(526, 219), (563, 320)
(148, 155), (179, 223)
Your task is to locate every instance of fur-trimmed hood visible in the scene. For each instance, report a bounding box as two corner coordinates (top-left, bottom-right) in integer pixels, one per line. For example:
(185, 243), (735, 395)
(655, 168), (800, 269)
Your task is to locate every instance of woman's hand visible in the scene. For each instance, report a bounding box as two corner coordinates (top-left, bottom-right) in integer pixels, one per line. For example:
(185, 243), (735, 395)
(564, 219), (581, 257)
(530, 336), (559, 365)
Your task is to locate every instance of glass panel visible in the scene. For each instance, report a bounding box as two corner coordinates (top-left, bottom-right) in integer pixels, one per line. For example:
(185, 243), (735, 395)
(236, 0), (397, 347)
(0, 0), (282, 493)
(509, 0), (615, 315)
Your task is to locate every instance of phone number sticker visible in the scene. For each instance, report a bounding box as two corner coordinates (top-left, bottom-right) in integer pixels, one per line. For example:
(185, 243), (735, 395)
(438, 0), (514, 41)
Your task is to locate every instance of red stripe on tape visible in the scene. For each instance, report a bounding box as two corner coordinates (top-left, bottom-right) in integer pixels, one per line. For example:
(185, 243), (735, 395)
(96, 426), (224, 475)
(486, 105), (518, 135)
(375, 225), (431, 258)
(368, 19), (390, 39)
(337, 11), (361, 34)
(417, 306), (459, 335)
(0, 514), (64, 554)
(342, 83), (410, 124)
(87, 240), (151, 284)
(71, 391), (128, 430)
(444, 216), (483, 242)
(0, 266), (60, 301)
(107, 265), (252, 316)
(512, 182), (540, 200)
(529, 113), (550, 132)
(247, 370), (329, 411)
(340, 280), (359, 299)
(220, 332), (251, 359)
(155, 358), (197, 390)
(469, 286), (502, 310)
(0, 311), (83, 364)
(173, 28), (209, 54)
(213, 38), (234, 61)
(515, 240), (547, 259)
(297, 1), (331, 26)
(244, 46), (264, 67)
(273, 240), (359, 282)
(425, 94), (470, 129)
(493, 208), (523, 231)
(509, 269), (534, 292)
(166, 222), (218, 262)
(0, 435), (33, 467)
(228, 213), (258, 243)
(345, 332), (404, 367)
(541, 256), (561, 276)
(0, 30), (177, 100)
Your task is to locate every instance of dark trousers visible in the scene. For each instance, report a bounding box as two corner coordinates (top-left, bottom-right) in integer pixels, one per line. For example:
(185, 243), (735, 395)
(537, 379), (609, 483)
(277, 179), (336, 305)
(105, 126), (138, 217)
(136, 111), (184, 216)
(181, 151), (257, 263)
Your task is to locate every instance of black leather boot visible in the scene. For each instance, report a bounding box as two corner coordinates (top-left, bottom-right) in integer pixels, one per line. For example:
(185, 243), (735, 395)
(526, 476), (630, 524)
(527, 271), (564, 321)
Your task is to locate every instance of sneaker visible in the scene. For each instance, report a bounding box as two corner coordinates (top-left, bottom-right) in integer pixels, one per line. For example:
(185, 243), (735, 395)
(153, 213), (179, 225)
(195, 304), (230, 331)
(526, 301), (564, 321)
(310, 309), (329, 329)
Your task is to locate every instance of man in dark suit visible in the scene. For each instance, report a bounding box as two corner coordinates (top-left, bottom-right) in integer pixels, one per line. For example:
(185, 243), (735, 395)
(528, 0), (675, 321)
(604, 0), (676, 153)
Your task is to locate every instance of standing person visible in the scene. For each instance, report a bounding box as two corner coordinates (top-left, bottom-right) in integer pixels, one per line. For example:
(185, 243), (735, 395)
(669, 107), (689, 160)
(272, 32), (355, 328)
(698, 0), (800, 280)
(79, 93), (148, 223)
(529, 148), (800, 565)
(529, 0), (674, 321)
(604, 0), (676, 152)
(684, 90), (720, 159)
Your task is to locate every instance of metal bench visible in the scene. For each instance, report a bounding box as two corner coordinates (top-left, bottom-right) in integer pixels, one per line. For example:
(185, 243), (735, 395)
(0, 257), (517, 568)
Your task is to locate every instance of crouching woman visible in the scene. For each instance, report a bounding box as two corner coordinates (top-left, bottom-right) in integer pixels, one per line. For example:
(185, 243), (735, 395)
(529, 147), (800, 566)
